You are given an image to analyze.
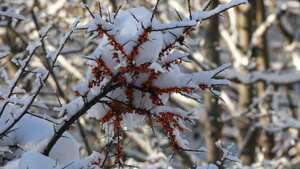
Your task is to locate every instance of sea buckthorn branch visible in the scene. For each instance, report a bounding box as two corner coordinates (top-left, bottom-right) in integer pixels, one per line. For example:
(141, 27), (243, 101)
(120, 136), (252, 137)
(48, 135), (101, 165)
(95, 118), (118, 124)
(98, 140), (114, 168)
(158, 27), (197, 65)
(83, 53), (227, 164)
(151, 24), (196, 32)
(98, 96), (195, 154)
(44, 78), (123, 156)
(178, 92), (203, 104)
(97, 98), (155, 167)
(46, 1), (246, 167)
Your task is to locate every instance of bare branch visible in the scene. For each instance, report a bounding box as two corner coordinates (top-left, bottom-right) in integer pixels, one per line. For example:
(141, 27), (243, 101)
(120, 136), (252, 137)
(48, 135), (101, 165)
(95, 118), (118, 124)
(151, 0), (160, 23)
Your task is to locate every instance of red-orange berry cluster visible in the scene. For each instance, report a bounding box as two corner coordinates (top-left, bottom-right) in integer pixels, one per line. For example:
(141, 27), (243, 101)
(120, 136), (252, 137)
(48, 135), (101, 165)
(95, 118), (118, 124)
(114, 142), (124, 166)
(92, 160), (101, 165)
(199, 84), (212, 90)
(75, 91), (89, 98)
(70, 126), (75, 130)
(137, 28), (151, 45)
(77, 23), (205, 166)
(156, 112), (190, 151)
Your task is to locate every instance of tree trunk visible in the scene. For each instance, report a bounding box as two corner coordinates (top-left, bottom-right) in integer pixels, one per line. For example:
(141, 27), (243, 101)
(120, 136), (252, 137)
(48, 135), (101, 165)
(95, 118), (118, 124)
(254, 0), (275, 160)
(203, 0), (222, 164)
(235, 2), (256, 165)
(255, 0), (269, 97)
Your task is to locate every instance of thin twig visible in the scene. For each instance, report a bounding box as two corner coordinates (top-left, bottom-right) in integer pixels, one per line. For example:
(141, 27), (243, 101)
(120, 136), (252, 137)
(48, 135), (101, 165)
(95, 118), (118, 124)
(151, 0), (160, 23)
(98, 1), (103, 17)
(83, 3), (95, 19)
(0, 25), (51, 118)
(114, 1), (124, 19)
(202, 0), (213, 11)
(174, 9), (183, 21)
(187, 0), (192, 20)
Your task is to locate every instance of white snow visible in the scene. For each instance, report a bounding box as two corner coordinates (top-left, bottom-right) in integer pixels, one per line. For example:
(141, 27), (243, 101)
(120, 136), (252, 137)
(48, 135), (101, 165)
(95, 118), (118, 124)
(26, 38), (42, 54)
(38, 24), (52, 37)
(192, 0), (248, 21)
(19, 152), (60, 169)
(196, 164), (218, 169)
(0, 1), (250, 168)
(0, 51), (10, 59)
(80, 2), (87, 9)
(0, 10), (25, 21)
(215, 142), (241, 164)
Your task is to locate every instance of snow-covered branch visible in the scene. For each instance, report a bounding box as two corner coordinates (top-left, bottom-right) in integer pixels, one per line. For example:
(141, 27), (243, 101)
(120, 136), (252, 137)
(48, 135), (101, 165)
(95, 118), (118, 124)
(224, 68), (300, 85)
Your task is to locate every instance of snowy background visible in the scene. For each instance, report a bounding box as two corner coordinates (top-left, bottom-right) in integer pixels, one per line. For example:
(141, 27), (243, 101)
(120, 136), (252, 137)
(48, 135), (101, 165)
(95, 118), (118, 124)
(0, 0), (300, 168)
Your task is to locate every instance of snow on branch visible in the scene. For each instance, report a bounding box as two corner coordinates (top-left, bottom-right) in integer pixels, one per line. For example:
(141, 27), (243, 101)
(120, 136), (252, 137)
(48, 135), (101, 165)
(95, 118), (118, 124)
(192, 0), (248, 21)
(224, 68), (300, 85)
(0, 0), (247, 168)
(0, 24), (52, 119)
(215, 142), (241, 164)
(0, 17), (81, 141)
(0, 10), (25, 21)
(42, 2), (243, 167)
(0, 51), (10, 59)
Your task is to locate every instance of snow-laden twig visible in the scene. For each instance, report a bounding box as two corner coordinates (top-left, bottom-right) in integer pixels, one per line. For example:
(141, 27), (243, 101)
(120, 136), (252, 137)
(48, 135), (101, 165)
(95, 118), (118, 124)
(0, 24), (52, 118)
(0, 10), (25, 21)
(0, 51), (10, 59)
(201, 0), (213, 11)
(224, 68), (300, 85)
(192, 0), (248, 22)
(0, 16), (81, 139)
(41, 1), (245, 166)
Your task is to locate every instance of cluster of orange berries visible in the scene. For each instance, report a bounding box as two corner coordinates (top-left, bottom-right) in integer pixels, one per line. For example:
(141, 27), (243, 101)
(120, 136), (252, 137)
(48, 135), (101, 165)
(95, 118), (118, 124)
(156, 112), (190, 151)
(98, 101), (125, 167)
(112, 117), (122, 137)
(160, 47), (173, 57)
(140, 71), (161, 90)
(77, 23), (203, 165)
(98, 24), (125, 56)
(75, 91), (89, 98)
(99, 110), (115, 124)
(70, 126), (75, 130)
(159, 27), (196, 57)
(94, 59), (113, 77)
(91, 160), (101, 166)
(137, 28), (151, 45)
(199, 84), (212, 91)
(114, 142), (124, 166)
(125, 86), (134, 103)
(74, 58), (114, 98)
(163, 60), (182, 70)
